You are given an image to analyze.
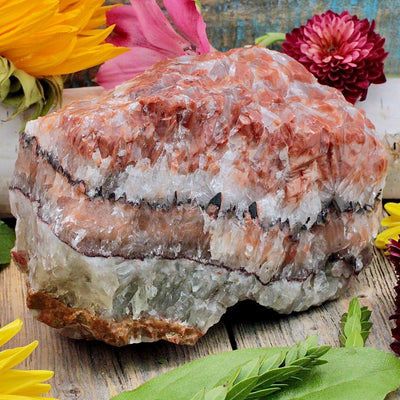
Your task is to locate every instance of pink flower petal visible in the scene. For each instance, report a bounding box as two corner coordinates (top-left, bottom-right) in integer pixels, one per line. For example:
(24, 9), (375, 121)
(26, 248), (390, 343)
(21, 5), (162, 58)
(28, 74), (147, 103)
(106, 5), (151, 49)
(96, 47), (165, 89)
(163, 0), (210, 53)
(128, 0), (190, 55)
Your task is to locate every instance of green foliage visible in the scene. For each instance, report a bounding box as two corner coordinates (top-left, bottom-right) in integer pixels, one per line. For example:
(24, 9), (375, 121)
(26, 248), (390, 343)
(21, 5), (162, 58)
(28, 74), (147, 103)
(111, 346), (400, 400)
(188, 336), (330, 400)
(255, 33), (286, 48)
(339, 297), (373, 348)
(0, 56), (63, 123)
(111, 297), (400, 400)
(0, 220), (15, 265)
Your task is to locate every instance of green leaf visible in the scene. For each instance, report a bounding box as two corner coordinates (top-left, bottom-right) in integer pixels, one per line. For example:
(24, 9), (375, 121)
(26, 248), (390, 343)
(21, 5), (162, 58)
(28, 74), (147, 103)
(255, 32), (286, 47)
(266, 348), (400, 400)
(111, 348), (283, 400)
(190, 389), (206, 400)
(305, 346), (331, 360)
(340, 297), (372, 348)
(0, 56), (63, 126)
(259, 352), (285, 374)
(0, 220), (15, 265)
(345, 331), (365, 348)
(234, 357), (262, 383)
(3, 68), (43, 119)
(205, 386), (227, 400)
(246, 387), (280, 399)
(302, 336), (319, 350)
(284, 346), (299, 366)
(255, 366), (301, 390)
(111, 347), (400, 400)
(0, 57), (15, 101)
(215, 367), (241, 390)
(226, 376), (259, 400)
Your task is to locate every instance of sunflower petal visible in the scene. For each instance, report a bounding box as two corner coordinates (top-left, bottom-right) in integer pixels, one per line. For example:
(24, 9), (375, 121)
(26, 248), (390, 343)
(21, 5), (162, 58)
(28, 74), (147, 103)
(381, 216), (400, 227)
(0, 369), (54, 395)
(58, 0), (105, 32)
(375, 226), (400, 249)
(0, 0), (125, 78)
(0, 0), (58, 54)
(76, 26), (116, 48)
(0, 341), (38, 372)
(385, 202), (400, 218)
(8, 34), (78, 77)
(37, 43), (127, 76)
(0, 320), (22, 347)
(87, 5), (115, 29)
(0, 394), (58, 400)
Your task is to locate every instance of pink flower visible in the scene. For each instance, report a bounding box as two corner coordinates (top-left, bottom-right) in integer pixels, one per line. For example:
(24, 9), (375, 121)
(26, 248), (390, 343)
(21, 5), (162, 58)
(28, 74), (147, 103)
(96, 0), (211, 89)
(282, 10), (388, 104)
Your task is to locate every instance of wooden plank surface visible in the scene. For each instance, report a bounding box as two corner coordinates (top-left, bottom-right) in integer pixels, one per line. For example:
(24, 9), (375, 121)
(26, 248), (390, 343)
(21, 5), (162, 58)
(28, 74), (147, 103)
(1, 244), (400, 399)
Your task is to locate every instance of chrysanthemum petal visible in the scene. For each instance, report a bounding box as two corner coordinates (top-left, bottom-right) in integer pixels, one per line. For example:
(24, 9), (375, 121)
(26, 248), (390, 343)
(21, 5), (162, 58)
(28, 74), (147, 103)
(0, 342), (38, 372)
(96, 47), (166, 89)
(0, 319), (22, 347)
(375, 226), (400, 249)
(163, 0), (210, 53)
(282, 9), (387, 103)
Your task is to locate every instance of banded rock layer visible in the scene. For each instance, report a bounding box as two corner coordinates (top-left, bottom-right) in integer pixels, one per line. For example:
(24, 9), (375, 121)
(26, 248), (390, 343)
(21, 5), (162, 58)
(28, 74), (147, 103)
(10, 46), (387, 345)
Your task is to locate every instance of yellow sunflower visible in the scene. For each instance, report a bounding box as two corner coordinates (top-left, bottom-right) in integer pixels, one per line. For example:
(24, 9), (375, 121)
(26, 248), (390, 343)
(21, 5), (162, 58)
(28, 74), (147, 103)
(0, 0), (126, 77)
(0, 319), (57, 400)
(375, 202), (400, 249)
(0, 0), (127, 118)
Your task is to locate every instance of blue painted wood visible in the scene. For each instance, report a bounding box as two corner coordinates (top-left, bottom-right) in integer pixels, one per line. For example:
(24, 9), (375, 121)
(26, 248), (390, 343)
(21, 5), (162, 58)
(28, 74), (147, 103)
(200, 0), (400, 75)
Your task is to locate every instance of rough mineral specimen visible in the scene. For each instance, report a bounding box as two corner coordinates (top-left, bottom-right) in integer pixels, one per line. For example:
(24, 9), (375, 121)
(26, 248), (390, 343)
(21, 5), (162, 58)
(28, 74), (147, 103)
(10, 46), (387, 345)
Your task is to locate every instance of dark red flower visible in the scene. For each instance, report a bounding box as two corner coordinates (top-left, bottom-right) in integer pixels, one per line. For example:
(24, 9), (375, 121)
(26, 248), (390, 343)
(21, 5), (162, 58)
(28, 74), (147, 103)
(282, 10), (388, 104)
(387, 236), (400, 355)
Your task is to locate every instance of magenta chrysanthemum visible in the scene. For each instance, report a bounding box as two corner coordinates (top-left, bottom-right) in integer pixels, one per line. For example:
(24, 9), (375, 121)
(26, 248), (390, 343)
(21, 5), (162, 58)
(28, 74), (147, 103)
(387, 236), (400, 355)
(282, 10), (388, 104)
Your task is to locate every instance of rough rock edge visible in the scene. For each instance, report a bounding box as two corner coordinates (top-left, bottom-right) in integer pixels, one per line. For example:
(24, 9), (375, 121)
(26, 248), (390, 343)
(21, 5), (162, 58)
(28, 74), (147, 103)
(26, 287), (203, 346)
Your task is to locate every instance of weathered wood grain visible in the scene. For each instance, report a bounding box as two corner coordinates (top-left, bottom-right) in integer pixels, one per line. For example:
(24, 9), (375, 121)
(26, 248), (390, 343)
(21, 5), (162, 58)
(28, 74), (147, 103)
(104, 0), (400, 75)
(0, 263), (232, 399)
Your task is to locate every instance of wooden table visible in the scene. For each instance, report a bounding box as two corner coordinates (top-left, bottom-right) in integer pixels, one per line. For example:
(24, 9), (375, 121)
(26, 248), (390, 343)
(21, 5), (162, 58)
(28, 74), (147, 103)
(1, 246), (400, 400)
